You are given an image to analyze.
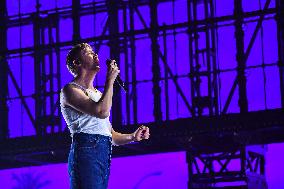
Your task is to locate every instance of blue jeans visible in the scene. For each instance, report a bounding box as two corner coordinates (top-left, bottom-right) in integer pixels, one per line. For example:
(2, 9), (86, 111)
(68, 133), (112, 189)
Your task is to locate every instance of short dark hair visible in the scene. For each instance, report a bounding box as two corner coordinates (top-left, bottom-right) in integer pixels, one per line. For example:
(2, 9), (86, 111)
(66, 43), (91, 76)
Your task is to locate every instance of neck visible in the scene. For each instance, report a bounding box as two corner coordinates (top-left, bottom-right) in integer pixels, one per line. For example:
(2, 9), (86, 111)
(74, 71), (97, 89)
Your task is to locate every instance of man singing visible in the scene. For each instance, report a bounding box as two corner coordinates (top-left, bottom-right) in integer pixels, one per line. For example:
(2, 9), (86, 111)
(60, 43), (150, 189)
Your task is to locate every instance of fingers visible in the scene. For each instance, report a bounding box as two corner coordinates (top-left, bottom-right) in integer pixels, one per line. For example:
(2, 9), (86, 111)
(143, 127), (150, 139)
(142, 129), (150, 139)
(109, 60), (116, 67)
(107, 60), (120, 81)
(112, 67), (120, 76)
(109, 60), (120, 73)
(137, 125), (150, 140)
(109, 67), (120, 74)
(136, 127), (145, 136)
(109, 60), (118, 69)
(132, 125), (150, 142)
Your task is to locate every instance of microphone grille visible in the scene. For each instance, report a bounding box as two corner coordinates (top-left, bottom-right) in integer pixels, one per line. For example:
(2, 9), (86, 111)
(106, 59), (112, 66)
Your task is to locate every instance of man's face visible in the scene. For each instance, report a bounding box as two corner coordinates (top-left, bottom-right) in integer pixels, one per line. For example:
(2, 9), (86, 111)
(79, 45), (100, 71)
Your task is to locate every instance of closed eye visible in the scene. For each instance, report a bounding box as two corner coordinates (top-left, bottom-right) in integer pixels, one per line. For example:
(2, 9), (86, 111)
(87, 52), (97, 57)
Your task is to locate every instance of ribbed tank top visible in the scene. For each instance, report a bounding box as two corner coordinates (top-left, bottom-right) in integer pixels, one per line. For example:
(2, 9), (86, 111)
(60, 82), (112, 138)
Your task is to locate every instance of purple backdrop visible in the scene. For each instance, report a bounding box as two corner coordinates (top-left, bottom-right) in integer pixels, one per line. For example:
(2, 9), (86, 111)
(2, 0), (283, 188)
(0, 146), (284, 189)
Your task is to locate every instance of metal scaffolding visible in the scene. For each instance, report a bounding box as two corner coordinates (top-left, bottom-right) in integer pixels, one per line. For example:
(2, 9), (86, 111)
(0, 0), (283, 188)
(187, 0), (219, 117)
(33, 4), (62, 135)
(276, 0), (284, 108)
(187, 146), (267, 188)
(0, 0), (8, 140)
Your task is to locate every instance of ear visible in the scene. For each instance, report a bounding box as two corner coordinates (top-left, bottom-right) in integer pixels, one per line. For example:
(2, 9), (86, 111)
(73, 60), (81, 66)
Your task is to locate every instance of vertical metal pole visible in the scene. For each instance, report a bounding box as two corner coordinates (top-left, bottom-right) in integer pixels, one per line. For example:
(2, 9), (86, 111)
(72, 0), (81, 42)
(189, 0), (203, 117)
(188, 1), (196, 117)
(204, 0), (214, 116)
(0, 0), (8, 140)
(129, 0), (138, 124)
(276, 0), (284, 108)
(209, 0), (220, 115)
(193, 0), (202, 116)
(55, 15), (62, 131)
(123, 5), (131, 125)
(48, 19), (54, 133)
(234, 0), (248, 113)
(33, 5), (44, 135)
(204, 0), (219, 116)
(107, 0), (122, 127)
(150, 0), (162, 122)
(162, 27), (170, 121)
(187, 151), (194, 189)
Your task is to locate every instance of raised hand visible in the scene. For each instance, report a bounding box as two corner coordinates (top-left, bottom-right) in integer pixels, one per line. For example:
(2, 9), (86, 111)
(106, 60), (120, 83)
(132, 125), (150, 142)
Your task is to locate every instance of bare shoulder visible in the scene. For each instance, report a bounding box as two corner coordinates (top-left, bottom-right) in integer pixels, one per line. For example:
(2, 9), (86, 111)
(61, 83), (88, 107)
(60, 83), (105, 117)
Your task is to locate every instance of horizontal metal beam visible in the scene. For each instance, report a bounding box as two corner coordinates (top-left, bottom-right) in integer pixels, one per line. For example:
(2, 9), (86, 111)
(6, 2), (276, 27)
(0, 108), (283, 169)
(6, 0), (173, 26)
(1, 8), (276, 56)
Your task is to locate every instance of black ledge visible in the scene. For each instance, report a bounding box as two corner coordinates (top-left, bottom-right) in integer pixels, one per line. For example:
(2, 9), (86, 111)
(0, 108), (283, 169)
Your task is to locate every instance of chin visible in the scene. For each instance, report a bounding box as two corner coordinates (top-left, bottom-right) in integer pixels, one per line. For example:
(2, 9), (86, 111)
(95, 66), (101, 72)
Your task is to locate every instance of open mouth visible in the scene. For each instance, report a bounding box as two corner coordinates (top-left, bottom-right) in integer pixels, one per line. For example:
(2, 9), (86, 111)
(94, 59), (100, 69)
(94, 57), (99, 64)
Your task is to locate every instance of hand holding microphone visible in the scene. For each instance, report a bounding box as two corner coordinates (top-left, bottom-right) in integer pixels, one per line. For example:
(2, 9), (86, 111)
(106, 59), (120, 82)
(106, 59), (128, 92)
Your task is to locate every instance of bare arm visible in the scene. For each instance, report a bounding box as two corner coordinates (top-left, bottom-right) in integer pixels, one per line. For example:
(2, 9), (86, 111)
(61, 60), (119, 118)
(61, 82), (111, 119)
(111, 126), (150, 146)
(98, 79), (114, 117)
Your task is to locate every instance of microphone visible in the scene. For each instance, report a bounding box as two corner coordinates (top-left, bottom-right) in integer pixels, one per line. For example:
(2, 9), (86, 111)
(106, 59), (128, 92)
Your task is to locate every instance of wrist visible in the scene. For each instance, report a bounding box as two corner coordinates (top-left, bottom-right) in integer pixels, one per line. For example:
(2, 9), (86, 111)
(129, 133), (136, 142)
(105, 78), (114, 86)
(107, 78), (115, 85)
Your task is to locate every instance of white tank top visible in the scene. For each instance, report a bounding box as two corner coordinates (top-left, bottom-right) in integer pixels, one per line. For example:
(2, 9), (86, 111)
(60, 82), (112, 138)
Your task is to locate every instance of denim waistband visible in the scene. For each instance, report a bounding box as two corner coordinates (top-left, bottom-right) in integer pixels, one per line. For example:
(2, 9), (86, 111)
(72, 132), (112, 145)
